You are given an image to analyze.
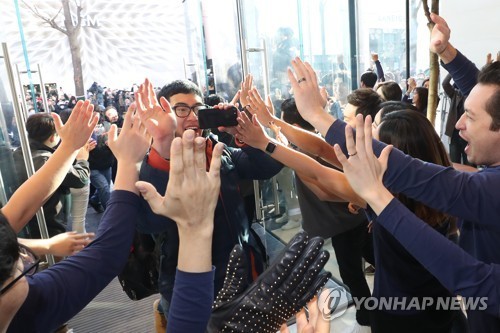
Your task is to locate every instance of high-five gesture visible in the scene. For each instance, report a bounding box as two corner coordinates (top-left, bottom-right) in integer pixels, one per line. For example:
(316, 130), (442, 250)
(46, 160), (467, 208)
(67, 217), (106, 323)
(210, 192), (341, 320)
(53, 100), (99, 150)
(3, 100), (98, 232)
(333, 114), (393, 215)
(246, 88), (275, 126)
(136, 130), (223, 272)
(135, 78), (177, 158)
(239, 74), (254, 107)
(287, 58), (334, 136)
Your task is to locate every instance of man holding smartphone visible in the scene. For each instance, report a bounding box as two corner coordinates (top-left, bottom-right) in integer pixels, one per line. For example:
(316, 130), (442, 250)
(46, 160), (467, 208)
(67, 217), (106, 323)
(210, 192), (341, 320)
(134, 79), (283, 332)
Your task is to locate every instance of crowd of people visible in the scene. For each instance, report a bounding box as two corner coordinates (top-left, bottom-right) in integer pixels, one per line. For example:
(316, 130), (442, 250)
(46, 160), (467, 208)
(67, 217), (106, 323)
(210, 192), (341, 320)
(0, 12), (499, 333)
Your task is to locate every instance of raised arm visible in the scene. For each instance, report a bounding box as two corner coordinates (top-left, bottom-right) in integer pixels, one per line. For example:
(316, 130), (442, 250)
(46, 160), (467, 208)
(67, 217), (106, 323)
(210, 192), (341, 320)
(235, 111), (364, 206)
(2, 101), (98, 233)
(372, 52), (385, 82)
(136, 130), (224, 333)
(135, 78), (177, 159)
(335, 114), (500, 317)
(246, 87), (341, 168)
(288, 58), (337, 137)
(430, 13), (479, 96)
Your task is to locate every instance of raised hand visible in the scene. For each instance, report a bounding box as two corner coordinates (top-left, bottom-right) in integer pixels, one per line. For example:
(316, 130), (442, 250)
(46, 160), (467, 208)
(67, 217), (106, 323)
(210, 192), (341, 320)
(239, 74), (254, 107)
(486, 51), (500, 65)
(429, 13), (457, 63)
(269, 121), (289, 146)
(207, 231), (331, 333)
(52, 100), (99, 151)
(245, 88), (275, 126)
(136, 130), (223, 232)
(429, 13), (451, 55)
(107, 106), (152, 165)
(235, 111), (270, 150)
(135, 78), (177, 157)
(287, 58), (331, 132)
(333, 114), (393, 214)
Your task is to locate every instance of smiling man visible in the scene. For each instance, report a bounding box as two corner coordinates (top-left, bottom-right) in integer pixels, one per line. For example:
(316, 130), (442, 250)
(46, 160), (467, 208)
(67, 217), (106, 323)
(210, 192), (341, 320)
(288, 13), (500, 332)
(134, 79), (282, 331)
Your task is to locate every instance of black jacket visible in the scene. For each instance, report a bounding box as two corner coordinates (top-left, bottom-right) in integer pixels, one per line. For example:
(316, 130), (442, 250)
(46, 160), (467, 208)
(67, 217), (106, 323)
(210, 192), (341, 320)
(14, 140), (90, 237)
(137, 134), (283, 303)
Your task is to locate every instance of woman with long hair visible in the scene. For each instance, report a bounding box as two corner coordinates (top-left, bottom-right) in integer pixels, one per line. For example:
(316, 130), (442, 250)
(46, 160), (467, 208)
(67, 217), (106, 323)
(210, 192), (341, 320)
(235, 107), (458, 332)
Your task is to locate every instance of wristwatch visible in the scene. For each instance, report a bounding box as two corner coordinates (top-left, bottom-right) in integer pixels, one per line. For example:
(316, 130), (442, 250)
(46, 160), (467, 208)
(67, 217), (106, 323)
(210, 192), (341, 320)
(265, 141), (277, 154)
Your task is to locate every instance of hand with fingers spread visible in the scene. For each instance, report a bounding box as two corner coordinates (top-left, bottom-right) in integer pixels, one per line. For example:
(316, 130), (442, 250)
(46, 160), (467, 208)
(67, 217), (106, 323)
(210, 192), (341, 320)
(135, 130), (224, 271)
(53, 100), (99, 151)
(246, 88), (275, 127)
(288, 57), (335, 136)
(239, 74), (254, 107)
(135, 130), (223, 235)
(269, 121), (289, 146)
(234, 111), (271, 151)
(135, 78), (177, 158)
(207, 231), (331, 333)
(107, 108), (152, 166)
(332, 114), (393, 214)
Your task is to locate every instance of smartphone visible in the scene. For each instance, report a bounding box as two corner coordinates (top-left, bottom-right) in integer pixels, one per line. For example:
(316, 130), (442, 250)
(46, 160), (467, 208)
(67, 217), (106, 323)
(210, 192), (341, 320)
(198, 106), (238, 129)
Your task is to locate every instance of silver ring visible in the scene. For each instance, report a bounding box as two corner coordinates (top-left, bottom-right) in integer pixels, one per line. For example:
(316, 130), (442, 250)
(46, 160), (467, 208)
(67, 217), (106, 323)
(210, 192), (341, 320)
(348, 152), (357, 157)
(297, 77), (307, 84)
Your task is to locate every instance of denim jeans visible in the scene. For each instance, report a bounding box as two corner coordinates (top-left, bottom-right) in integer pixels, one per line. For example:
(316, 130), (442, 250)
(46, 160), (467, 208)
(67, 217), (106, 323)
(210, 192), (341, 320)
(90, 168), (112, 208)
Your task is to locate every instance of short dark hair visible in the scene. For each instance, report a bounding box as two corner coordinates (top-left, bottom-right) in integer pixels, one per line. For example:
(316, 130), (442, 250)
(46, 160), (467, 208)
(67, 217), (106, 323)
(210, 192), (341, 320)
(204, 94), (225, 107)
(477, 61), (500, 131)
(377, 81), (403, 101)
(347, 88), (383, 119)
(281, 98), (315, 131)
(0, 212), (19, 287)
(360, 71), (378, 88)
(26, 113), (56, 143)
(379, 101), (417, 118)
(157, 80), (203, 103)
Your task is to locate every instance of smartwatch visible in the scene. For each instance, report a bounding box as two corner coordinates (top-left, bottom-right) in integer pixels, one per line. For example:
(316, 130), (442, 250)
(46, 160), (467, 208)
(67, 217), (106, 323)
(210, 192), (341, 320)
(265, 141), (277, 154)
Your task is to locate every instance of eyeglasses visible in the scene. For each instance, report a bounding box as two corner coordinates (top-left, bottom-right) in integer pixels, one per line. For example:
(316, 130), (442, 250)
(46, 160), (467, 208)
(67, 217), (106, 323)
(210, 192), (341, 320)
(0, 244), (40, 295)
(172, 104), (208, 118)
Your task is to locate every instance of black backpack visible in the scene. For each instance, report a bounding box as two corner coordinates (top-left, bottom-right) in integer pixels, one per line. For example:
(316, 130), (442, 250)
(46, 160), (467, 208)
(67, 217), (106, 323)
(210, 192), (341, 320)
(118, 231), (159, 300)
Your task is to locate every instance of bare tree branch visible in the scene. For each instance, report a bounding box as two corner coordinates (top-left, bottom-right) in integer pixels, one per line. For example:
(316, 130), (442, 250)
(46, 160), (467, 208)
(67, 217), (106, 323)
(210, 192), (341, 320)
(50, 6), (63, 22)
(422, 0), (432, 24)
(21, 0), (67, 35)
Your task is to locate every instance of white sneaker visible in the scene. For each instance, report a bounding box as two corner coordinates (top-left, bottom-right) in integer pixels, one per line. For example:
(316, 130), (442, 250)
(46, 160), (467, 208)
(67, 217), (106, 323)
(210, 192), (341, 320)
(281, 219), (301, 230)
(275, 213), (288, 224)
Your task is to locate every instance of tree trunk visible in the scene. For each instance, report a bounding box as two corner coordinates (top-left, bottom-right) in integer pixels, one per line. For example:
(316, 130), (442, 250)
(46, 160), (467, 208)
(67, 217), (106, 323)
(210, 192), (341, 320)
(61, 0), (85, 97)
(425, 0), (440, 125)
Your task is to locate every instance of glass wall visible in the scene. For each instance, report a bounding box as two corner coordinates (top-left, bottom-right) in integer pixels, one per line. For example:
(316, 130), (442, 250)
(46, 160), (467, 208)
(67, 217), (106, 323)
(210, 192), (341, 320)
(0, 50), (23, 206)
(202, 0), (352, 232)
(356, 0), (408, 89)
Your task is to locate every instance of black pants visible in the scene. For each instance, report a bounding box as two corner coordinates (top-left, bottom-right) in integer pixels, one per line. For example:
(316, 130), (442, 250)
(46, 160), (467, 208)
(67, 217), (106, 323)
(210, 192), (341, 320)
(331, 222), (374, 326)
